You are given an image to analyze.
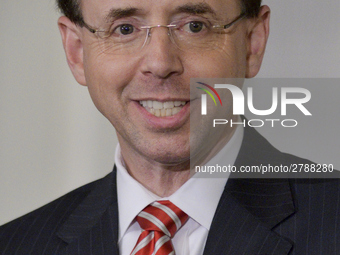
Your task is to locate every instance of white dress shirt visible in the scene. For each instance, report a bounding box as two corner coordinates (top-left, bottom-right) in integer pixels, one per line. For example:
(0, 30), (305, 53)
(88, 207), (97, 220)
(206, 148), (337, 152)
(116, 126), (243, 255)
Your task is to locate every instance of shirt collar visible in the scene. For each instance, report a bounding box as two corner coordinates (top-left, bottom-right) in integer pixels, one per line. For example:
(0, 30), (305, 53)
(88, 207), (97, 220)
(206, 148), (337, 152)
(170, 125), (243, 229)
(116, 149), (160, 242)
(116, 125), (243, 241)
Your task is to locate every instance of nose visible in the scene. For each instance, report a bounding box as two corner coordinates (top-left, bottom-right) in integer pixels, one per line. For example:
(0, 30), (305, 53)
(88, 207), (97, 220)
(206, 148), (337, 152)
(139, 26), (184, 79)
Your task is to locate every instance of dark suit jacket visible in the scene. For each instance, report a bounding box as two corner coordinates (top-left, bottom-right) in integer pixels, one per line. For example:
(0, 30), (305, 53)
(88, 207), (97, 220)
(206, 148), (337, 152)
(1, 126), (340, 255)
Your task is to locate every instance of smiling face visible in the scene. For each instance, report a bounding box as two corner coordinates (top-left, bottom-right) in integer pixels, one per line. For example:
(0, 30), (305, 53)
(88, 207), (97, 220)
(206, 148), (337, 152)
(58, 0), (269, 171)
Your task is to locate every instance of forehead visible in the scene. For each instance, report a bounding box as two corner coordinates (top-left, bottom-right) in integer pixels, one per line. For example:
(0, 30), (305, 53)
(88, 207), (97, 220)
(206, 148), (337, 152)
(81, 0), (241, 22)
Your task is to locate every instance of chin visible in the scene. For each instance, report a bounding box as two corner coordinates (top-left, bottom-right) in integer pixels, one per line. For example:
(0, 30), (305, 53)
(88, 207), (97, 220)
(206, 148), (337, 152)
(144, 145), (191, 166)
(155, 155), (190, 166)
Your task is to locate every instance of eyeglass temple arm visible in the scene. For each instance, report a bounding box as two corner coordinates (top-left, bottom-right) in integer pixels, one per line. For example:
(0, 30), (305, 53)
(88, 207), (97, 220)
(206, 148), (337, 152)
(81, 20), (106, 34)
(82, 22), (97, 33)
(223, 12), (246, 29)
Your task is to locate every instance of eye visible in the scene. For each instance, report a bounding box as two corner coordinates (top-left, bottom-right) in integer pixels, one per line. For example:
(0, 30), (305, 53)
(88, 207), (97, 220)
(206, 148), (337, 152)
(113, 24), (135, 35)
(183, 21), (206, 33)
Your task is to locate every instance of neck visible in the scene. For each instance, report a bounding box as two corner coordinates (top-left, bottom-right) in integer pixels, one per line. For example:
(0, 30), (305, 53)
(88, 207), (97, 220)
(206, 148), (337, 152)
(120, 151), (191, 197)
(117, 117), (238, 197)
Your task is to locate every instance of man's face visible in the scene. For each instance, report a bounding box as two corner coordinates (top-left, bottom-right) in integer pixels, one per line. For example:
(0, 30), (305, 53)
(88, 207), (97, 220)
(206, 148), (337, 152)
(66, 0), (266, 168)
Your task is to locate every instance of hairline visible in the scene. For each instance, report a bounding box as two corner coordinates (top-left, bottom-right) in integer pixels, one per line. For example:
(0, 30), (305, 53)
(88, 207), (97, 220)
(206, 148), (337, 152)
(58, 0), (261, 26)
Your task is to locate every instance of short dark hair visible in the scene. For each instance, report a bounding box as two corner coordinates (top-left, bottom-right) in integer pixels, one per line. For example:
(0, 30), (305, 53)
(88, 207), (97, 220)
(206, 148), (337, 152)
(57, 0), (83, 25)
(240, 0), (262, 18)
(57, 0), (262, 25)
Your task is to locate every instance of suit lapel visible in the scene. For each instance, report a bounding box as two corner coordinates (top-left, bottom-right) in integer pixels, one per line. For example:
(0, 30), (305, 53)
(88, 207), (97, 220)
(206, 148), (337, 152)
(231, 125), (296, 228)
(203, 186), (293, 255)
(55, 126), (296, 254)
(57, 168), (119, 254)
(204, 126), (296, 255)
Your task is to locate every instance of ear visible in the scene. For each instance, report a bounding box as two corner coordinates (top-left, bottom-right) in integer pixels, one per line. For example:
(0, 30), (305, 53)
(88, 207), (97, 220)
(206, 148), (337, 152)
(245, 5), (270, 78)
(58, 16), (86, 86)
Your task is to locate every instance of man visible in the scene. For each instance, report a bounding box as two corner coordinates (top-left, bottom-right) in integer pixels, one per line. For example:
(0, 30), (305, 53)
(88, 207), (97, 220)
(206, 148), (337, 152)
(1, 0), (339, 254)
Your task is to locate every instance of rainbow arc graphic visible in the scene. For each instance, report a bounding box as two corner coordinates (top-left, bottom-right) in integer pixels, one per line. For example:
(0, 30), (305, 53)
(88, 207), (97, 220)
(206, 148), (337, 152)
(196, 82), (223, 106)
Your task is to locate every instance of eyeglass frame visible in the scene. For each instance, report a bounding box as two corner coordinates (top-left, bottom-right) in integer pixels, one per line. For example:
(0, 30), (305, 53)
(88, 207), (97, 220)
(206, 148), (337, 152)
(80, 12), (247, 37)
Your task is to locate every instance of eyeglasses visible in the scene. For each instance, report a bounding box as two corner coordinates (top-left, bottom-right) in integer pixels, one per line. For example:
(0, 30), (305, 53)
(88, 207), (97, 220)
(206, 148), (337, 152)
(81, 12), (246, 55)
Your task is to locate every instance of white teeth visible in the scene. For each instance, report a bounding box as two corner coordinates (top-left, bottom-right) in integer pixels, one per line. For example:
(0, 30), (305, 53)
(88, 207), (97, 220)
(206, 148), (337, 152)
(172, 107), (181, 115)
(139, 100), (187, 117)
(140, 100), (186, 109)
(153, 101), (163, 110)
(166, 108), (172, 117)
(163, 101), (174, 108)
(161, 108), (166, 117)
(155, 109), (161, 117)
(174, 101), (181, 107)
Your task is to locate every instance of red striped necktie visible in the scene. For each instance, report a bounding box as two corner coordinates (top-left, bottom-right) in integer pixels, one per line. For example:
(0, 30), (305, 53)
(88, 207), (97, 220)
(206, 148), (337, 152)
(130, 200), (188, 255)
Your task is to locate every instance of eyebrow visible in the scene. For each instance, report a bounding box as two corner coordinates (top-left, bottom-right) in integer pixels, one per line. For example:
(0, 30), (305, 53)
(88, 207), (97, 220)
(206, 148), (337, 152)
(104, 7), (140, 22)
(103, 3), (217, 22)
(175, 3), (217, 18)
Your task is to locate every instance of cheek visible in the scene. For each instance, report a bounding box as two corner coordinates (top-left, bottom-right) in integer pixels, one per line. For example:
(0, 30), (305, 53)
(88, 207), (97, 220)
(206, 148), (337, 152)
(183, 40), (247, 78)
(84, 48), (137, 94)
(218, 39), (248, 77)
(83, 37), (137, 86)
(82, 50), (139, 120)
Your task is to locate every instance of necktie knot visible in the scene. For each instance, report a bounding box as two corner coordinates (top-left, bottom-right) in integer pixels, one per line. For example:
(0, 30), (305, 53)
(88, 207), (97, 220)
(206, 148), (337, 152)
(137, 200), (188, 237)
(131, 200), (188, 255)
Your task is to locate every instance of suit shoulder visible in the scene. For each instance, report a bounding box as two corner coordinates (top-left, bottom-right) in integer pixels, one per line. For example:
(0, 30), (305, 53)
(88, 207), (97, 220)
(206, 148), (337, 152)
(0, 172), (113, 254)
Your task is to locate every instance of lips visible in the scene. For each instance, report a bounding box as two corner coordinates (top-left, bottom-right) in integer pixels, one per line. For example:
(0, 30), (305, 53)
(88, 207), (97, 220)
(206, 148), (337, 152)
(139, 100), (187, 117)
